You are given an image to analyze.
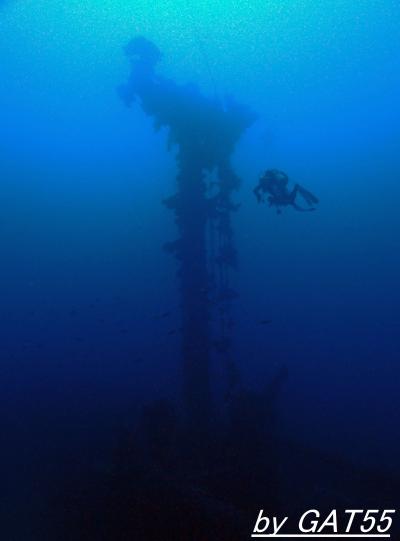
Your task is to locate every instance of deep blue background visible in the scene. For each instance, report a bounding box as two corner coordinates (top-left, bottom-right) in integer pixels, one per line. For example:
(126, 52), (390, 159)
(1, 0), (400, 534)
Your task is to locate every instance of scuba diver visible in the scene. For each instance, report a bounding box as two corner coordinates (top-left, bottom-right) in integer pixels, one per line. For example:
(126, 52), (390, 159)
(253, 169), (319, 213)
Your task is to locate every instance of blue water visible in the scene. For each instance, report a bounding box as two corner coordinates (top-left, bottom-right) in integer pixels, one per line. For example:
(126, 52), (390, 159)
(1, 1), (400, 538)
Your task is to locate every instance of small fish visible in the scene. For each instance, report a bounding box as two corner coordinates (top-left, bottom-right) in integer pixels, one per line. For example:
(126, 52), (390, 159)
(258, 319), (272, 325)
(212, 338), (230, 353)
(168, 326), (183, 335)
(152, 311), (171, 320)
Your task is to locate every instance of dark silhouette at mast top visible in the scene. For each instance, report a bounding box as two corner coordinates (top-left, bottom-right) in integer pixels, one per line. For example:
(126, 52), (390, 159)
(119, 36), (256, 439)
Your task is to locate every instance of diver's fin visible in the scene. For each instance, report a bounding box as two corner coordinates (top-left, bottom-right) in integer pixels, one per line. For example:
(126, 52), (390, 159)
(297, 184), (319, 206)
(293, 202), (316, 212)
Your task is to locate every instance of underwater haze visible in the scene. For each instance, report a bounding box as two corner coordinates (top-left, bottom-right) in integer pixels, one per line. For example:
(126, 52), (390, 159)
(1, 1), (400, 539)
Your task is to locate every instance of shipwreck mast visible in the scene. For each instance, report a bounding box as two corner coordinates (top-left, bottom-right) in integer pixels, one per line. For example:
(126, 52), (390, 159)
(119, 37), (256, 440)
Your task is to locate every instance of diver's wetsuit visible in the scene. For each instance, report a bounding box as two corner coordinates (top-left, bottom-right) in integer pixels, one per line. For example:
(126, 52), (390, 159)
(254, 169), (318, 213)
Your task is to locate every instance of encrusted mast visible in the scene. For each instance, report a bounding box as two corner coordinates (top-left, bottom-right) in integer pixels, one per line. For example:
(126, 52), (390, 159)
(119, 37), (256, 436)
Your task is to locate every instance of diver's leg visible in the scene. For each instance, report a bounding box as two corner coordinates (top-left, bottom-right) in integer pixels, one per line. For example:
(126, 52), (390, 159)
(296, 184), (319, 205)
(292, 202), (316, 212)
